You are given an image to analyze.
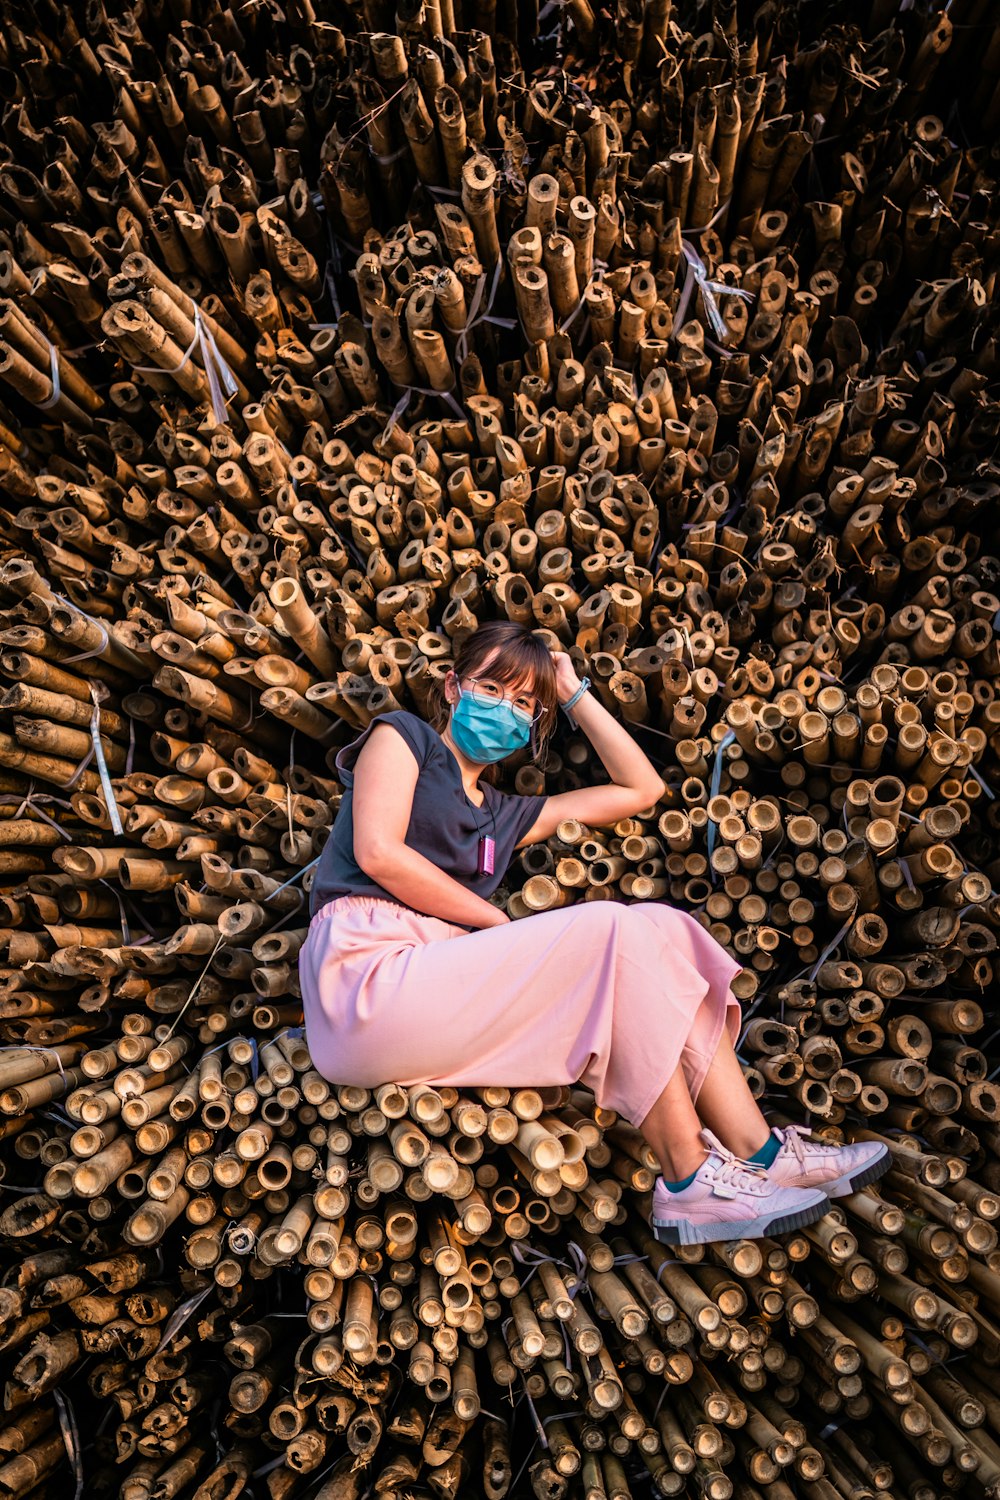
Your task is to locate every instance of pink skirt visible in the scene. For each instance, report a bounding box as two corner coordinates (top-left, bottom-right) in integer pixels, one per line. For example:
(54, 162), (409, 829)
(298, 895), (743, 1128)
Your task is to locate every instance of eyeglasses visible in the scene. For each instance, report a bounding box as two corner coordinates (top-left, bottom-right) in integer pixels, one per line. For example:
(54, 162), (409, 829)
(461, 676), (544, 725)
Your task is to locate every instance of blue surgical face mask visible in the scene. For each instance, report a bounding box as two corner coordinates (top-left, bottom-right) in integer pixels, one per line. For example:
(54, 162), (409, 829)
(449, 681), (533, 764)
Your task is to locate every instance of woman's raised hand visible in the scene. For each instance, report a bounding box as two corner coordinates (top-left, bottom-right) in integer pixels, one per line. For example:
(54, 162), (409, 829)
(549, 649), (583, 704)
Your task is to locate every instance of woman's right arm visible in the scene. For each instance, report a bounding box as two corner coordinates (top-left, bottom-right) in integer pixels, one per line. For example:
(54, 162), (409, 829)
(350, 723), (509, 929)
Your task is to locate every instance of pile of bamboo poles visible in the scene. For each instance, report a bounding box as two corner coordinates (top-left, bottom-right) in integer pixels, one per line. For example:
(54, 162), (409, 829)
(4, 1046), (1000, 1500)
(0, 0), (999, 1496)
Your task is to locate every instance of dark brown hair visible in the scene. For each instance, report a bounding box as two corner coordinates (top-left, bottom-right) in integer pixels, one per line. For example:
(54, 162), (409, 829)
(427, 621), (560, 784)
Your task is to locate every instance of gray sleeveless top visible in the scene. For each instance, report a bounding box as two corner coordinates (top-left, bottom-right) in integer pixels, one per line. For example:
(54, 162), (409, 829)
(309, 710), (548, 918)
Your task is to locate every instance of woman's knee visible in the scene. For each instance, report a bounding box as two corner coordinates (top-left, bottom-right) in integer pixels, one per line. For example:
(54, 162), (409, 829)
(548, 898), (685, 953)
(550, 900), (623, 936)
(625, 900), (706, 945)
(617, 898), (678, 935)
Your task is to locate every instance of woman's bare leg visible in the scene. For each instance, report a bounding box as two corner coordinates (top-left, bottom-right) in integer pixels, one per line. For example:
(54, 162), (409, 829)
(693, 1015), (772, 1160)
(638, 1007), (771, 1175)
(637, 1065), (710, 1181)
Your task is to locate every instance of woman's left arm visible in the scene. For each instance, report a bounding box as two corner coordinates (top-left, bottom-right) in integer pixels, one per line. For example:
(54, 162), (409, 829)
(514, 655), (666, 848)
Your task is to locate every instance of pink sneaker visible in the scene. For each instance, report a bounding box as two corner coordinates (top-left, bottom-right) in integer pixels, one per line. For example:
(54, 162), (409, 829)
(650, 1130), (829, 1246)
(765, 1125), (891, 1199)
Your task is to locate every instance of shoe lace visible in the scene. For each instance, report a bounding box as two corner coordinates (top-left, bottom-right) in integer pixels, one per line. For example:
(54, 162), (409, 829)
(779, 1124), (824, 1168)
(708, 1142), (770, 1195)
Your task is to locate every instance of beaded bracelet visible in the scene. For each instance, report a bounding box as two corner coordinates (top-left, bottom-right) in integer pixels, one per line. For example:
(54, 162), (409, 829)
(559, 675), (591, 727)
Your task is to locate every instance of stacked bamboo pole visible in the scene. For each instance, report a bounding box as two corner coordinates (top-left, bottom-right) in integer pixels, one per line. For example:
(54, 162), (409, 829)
(0, 0), (999, 1497)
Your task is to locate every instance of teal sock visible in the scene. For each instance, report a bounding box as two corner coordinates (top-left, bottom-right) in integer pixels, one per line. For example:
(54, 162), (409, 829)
(661, 1167), (699, 1193)
(748, 1131), (781, 1169)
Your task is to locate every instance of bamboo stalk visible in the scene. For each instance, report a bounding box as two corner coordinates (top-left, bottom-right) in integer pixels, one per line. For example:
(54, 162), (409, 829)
(0, 7), (998, 1497)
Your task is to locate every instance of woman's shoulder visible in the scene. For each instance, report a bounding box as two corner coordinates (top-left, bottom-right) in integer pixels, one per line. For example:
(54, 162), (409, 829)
(383, 709), (442, 749)
(371, 710), (454, 770)
(335, 709), (441, 784)
(386, 708), (432, 730)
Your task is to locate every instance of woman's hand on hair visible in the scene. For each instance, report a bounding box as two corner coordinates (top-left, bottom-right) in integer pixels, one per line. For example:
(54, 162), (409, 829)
(549, 650), (583, 704)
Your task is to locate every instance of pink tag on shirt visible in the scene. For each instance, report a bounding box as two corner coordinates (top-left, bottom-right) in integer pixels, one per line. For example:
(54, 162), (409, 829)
(477, 835), (496, 876)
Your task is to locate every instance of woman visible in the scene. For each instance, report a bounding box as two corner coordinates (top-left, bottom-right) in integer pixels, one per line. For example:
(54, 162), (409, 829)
(300, 620), (889, 1245)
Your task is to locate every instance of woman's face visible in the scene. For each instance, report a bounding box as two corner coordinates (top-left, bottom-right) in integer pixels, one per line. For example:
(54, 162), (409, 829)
(447, 650), (542, 721)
